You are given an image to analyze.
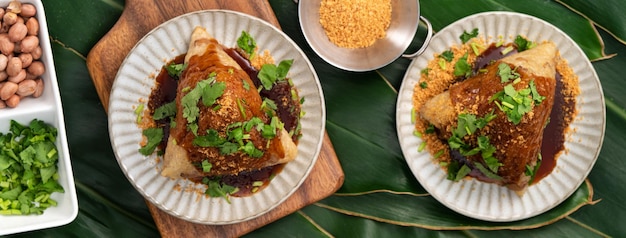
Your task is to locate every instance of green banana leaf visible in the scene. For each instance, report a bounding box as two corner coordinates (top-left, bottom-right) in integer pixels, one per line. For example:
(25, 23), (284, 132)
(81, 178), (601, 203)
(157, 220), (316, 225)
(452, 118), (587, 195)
(9, 0), (625, 237)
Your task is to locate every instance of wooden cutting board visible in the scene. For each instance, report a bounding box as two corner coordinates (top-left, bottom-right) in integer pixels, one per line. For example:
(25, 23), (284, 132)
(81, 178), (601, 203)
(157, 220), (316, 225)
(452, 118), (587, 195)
(85, 0), (344, 237)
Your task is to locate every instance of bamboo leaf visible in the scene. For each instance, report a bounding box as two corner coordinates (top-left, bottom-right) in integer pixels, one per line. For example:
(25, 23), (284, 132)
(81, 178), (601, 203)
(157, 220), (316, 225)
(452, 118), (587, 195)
(556, 0), (626, 45)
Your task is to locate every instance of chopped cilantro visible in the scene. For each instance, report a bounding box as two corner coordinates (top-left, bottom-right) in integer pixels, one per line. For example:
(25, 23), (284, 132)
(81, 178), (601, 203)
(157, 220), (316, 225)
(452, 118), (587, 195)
(446, 112), (502, 180)
(447, 160), (471, 182)
(166, 63), (187, 78)
(203, 178), (238, 203)
(193, 129), (225, 147)
(439, 50), (454, 62)
(460, 28), (479, 43)
(529, 80), (545, 104)
(474, 162), (502, 180)
(237, 31), (257, 57)
(501, 46), (515, 55)
(152, 101), (176, 120)
(201, 160), (212, 173)
(453, 53), (472, 78)
(438, 58), (447, 70)
(242, 79), (250, 91)
(421, 68), (430, 76)
(193, 116), (279, 158)
(139, 128), (163, 155)
(258, 59), (293, 90)
(424, 124), (436, 134)
(514, 35), (536, 52)
(470, 42), (481, 56)
(237, 98), (247, 119)
(0, 119), (64, 215)
(419, 81), (428, 89)
(241, 142), (263, 158)
(134, 104), (144, 124)
(491, 83), (535, 125)
(181, 75), (226, 127)
(497, 63), (520, 83)
(526, 153), (542, 184)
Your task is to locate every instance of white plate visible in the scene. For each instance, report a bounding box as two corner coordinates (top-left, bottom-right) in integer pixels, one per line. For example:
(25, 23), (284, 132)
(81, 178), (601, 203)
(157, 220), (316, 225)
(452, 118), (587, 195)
(108, 10), (325, 224)
(396, 11), (605, 222)
(0, 0), (78, 235)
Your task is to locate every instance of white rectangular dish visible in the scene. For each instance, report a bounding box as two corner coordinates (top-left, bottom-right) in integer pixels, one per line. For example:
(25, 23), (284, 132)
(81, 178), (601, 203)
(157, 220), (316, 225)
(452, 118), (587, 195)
(0, 0), (78, 235)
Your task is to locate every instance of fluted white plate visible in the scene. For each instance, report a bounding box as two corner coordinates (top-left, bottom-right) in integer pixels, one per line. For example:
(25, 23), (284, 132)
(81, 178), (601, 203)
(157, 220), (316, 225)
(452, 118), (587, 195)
(108, 10), (324, 224)
(396, 12), (605, 222)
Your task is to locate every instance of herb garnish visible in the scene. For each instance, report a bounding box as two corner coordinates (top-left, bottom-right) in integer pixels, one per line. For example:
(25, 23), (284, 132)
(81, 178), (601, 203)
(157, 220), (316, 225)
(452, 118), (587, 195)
(203, 178), (238, 203)
(139, 128), (163, 155)
(237, 31), (257, 57)
(439, 50), (454, 62)
(491, 80), (543, 125)
(453, 53), (472, 78)
(525, 153), (542, 184)
(460, 28), (479, 43)
(447, 160), (471, 182)
(497, 63), (520, 83)
(134, 104), (144, 124)
(446, 112), (502, 181)
(193, 116), (281, 158)
(152, 101), (176, 120)
(166, 63), (187, 79)
(258, 60), (293, 90)
(0, 119), (64, 215)
(201, 160), (212, 173)
(181, 73), (226, 134)
(514, 35), (536, 52)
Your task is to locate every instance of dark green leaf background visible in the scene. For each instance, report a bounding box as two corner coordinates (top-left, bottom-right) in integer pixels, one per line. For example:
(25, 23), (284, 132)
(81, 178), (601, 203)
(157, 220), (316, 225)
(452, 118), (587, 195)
(8, 0), (625, 237)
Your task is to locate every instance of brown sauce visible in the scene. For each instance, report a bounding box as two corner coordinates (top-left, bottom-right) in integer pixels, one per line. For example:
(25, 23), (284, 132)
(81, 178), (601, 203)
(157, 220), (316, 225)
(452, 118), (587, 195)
(449, 43), (573, 185)
(148, 49), (298, 197)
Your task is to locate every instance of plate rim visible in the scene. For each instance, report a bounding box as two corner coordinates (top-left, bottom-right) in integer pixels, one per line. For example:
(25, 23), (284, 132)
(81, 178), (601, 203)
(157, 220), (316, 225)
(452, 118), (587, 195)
(396, 11), (605, 222)
(107, 9), (325, 224)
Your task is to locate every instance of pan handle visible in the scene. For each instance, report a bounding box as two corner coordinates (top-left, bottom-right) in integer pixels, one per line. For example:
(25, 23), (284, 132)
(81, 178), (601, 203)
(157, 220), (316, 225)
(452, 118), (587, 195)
(402, 16), (433, 59)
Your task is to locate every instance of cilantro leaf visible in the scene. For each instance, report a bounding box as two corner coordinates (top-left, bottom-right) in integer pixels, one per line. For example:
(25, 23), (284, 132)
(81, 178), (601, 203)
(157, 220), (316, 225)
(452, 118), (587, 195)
(446, 160), (471, 182)
(181, 77), (226, 125)
(514, 35), (536, 52)
(237, 31), (257, 57)
(258, 60), (294, 90)
(153, 101), (176, 120)
(166, 63), (186, 78)
(474, 162), (502, 180)
(201, 160), (212, 173)
(193, 129), (225, 147)
(497, 63), (520, 83)
(460, 28), (479, 43)
(453, 53), (472, 78)
(138, 128), (163, 155)
(204, 179), (238, 203)
(439, 50), (454, 62)
(529, 80), (545, 104)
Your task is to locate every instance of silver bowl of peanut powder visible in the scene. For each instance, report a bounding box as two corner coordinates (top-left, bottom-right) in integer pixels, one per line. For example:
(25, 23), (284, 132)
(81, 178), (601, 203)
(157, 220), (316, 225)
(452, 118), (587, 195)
(298, 0), (432, 72)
